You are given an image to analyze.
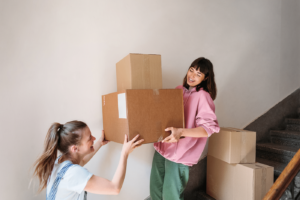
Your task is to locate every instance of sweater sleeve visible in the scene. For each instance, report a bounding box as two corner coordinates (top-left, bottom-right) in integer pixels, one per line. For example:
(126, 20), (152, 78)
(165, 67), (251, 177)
(195, 90), (220, 137)
(175, 85), (183, 89)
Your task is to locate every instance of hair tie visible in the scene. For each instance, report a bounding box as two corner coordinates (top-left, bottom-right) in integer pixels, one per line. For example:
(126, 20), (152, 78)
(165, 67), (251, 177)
(57, 124), (64, 133)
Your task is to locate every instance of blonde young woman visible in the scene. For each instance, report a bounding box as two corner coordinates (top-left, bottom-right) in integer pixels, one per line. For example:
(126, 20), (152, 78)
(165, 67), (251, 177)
(33, 120), (143, 200)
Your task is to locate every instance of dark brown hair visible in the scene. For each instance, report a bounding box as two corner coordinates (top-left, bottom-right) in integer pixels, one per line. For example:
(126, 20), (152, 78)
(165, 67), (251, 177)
(32, 120), (87, 192)
(183, 57), (217, 100)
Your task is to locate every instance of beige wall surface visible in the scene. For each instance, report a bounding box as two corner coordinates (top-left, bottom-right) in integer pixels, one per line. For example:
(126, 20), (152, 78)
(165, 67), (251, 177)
(0, 0), (299, 200)
(280, 0), (300, 97)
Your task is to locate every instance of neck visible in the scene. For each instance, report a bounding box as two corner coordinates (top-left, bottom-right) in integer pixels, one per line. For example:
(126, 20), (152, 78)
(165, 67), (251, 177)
(59, 153), (82, 165)
(189, 86), (195, 91)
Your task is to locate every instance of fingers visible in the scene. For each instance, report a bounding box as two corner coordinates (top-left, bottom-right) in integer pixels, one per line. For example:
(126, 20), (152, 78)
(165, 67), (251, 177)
(162, 134), (179, 143)
(165, 127), (172, 132)
(130, 134), (140, 143)
(104, 140), (110, 145)
(163, 138), (175, 143)
(124, 134), (128, 144)
(100, 130), (105, 141)
(162, 135), (172, 143)
(134, 139), (144, 146)
(135, 143), (143, 148)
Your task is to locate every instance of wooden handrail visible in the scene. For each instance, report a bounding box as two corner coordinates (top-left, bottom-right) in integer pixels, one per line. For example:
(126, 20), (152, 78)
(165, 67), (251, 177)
(263, 148), (300, 200)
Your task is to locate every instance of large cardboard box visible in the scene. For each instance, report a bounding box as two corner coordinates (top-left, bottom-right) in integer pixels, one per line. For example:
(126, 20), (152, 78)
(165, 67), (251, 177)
(116, 53), (162, 91)
(208, 127), (256, 164)
(207, 155), (274, 200)
(102, 89), (185, 144)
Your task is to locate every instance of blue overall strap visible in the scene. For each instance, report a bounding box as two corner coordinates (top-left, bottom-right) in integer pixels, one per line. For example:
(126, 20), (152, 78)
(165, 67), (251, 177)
(47, 162), (73, 200)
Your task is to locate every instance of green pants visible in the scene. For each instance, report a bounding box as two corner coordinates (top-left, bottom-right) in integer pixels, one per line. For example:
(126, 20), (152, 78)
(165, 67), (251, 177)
(150, 151), (189, 200)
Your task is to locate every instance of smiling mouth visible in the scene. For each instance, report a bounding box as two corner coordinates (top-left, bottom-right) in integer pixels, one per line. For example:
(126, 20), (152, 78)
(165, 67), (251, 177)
(188, 78), (195, 82)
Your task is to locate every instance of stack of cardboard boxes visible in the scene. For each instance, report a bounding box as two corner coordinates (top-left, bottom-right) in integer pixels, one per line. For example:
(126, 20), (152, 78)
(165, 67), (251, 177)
(207, 128), (274, 200)
(102, 53), (185, 144)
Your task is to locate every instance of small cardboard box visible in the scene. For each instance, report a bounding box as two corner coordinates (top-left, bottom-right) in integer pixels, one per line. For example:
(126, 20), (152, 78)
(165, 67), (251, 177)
(102, 89), (184, 144)
(208, 127), (256, 164)
(116, 53), (162, 91)
(207, 155), (274, 200)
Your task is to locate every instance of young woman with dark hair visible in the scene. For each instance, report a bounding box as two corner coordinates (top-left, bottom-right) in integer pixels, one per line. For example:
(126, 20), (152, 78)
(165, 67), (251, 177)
(33, 120), (143, 200)
(150, 57), (220, 200)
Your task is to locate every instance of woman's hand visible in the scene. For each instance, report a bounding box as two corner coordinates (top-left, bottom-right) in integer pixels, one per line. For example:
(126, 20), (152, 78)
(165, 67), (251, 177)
(162, 127), (183, 143)
(99, 130), (110, 147)
(121, 134), (144, 156)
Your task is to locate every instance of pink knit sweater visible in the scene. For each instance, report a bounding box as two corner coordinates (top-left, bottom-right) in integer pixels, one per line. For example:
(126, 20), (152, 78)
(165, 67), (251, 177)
(154, 85), (220, 166)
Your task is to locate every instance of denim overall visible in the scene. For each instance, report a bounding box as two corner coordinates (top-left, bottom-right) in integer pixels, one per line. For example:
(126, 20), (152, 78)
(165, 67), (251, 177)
(46, 162), (88, 200)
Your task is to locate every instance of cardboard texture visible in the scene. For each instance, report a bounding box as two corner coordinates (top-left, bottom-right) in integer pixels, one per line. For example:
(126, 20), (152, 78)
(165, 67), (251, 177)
(116, 54), (162, 91)
(206, 155), (274, 200)
(208, 127), (256, 164)
(102, 89), (185, 144)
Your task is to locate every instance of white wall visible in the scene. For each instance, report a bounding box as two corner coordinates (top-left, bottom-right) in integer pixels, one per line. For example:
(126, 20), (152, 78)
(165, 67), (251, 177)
(0, 0), (299, 200)
(280, 0), (300, 97)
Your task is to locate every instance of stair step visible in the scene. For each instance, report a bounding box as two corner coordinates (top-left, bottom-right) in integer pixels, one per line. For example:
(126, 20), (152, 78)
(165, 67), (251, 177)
(286, 118), (300, 131)
(256, 143), (298, 164)
(286, 118), (300, 124)
(270, 130), (300, 147)
(256, 157), (299, 178)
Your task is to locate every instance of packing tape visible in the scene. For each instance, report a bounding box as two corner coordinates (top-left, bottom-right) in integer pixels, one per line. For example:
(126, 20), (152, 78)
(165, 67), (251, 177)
(157, 135), (163, 142)
(143, 55), (151, 88)
(153, 89), (159, 95)
(156, 122), (163, 142)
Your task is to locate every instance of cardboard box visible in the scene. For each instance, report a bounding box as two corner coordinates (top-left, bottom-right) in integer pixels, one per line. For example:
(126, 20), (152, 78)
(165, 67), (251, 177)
(116, 54), (162, 91)
(208, 127), (256, 164)
(206, 155), (274, 200)
(102, 89), (184, 144)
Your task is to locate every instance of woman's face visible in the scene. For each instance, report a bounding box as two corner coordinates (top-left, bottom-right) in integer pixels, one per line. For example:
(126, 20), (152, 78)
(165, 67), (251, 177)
(79, 127), (96, 155)
(186, 67), (206, 87)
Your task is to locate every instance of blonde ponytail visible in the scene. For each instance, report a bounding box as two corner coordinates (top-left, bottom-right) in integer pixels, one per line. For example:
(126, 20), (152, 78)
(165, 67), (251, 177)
(32, 123), (61, 192)
(32, 120), (87, 192)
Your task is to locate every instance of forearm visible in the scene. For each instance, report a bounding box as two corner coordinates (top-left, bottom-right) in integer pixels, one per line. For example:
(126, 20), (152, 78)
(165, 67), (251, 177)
(181, 126), (208, 138)
(84, 153), (128, 195)
(111, 153), (128, 192)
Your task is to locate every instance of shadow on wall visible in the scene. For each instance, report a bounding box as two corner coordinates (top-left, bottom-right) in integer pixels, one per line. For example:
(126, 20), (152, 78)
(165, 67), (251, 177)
(244, 88), (300, 143)
(93, 141), (156, 177)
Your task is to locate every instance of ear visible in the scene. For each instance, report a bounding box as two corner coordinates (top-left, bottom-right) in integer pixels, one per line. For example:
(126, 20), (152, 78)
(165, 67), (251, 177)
(70, 145), (78, 153)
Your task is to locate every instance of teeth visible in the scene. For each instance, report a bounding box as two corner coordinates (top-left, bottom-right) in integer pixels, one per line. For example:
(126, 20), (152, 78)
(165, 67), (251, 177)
(189, 78), (194, 82)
